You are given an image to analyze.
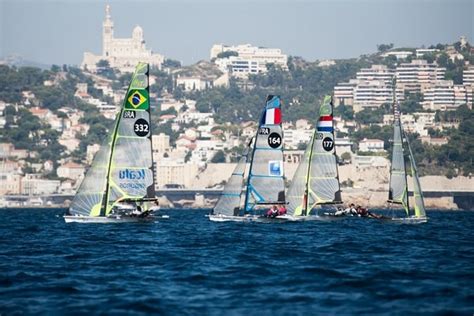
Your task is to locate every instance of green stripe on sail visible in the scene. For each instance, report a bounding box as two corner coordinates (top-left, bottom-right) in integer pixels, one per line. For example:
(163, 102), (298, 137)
(319, 96), (332, 116)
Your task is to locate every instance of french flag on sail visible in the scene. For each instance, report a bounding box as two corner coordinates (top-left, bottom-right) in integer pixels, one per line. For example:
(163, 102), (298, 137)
(317, 115), (333, 132)
(264, 108), (282, 125)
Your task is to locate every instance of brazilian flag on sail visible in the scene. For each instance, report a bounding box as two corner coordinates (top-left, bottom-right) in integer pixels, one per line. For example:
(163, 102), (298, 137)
(125, 89), (149, 110)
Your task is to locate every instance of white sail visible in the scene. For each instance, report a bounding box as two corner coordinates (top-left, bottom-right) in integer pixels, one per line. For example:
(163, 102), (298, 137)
(407, 138), (426, 218)
(244, 95), (285, 212)
(388, 102), (409, 214)
(69, 63), (155, 217)
(213, 148), (249, 216)
(287, 96), (342, 216)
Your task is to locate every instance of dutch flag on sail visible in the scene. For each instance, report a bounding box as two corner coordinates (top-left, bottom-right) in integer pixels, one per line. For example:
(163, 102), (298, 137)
(263, 108), (282, 125)
(317, 115), (333, 132)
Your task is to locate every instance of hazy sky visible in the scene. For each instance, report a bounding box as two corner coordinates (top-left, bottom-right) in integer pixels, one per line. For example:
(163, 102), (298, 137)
(0, 0), (472, 66)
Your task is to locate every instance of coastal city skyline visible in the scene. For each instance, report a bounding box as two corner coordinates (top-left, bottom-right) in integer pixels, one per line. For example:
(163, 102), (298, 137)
(1, 0), (472, 66)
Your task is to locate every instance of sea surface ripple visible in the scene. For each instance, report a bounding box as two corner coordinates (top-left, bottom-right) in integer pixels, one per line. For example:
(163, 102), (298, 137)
(0, 209), (473, 315)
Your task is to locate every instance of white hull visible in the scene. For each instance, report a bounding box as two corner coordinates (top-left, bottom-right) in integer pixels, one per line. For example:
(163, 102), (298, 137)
(276, 214), (333, 222)
(64, 215), (156, 223)
(208, 214), (286, 223)
(390, 216), (428, 224)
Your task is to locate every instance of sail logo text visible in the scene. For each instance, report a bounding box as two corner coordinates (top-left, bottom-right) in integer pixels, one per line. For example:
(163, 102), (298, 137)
(119, 169), (146, 180)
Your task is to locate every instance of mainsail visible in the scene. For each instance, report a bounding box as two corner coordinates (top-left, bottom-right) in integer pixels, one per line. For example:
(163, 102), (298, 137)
(407, 137), (426, 218)
(213, 146), (249, 216)
(287, 96), (342, 216)
(388, 101), (409, 214)
(69, 63), (155, 217)
(244, 95), (285, 212)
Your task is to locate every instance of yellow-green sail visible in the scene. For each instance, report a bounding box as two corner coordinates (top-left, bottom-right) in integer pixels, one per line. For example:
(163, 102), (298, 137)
(69, 63), (155, 217)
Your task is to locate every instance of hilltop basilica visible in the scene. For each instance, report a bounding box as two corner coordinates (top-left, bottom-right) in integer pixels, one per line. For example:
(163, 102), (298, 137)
(81, 5), (164, 73)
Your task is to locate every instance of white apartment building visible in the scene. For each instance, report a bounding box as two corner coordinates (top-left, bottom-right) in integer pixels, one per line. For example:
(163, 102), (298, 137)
(334, 65), (402, 110)
(154, 160), (199, 189)
(353, 80), (403, 112)
(21, 174), (60, 195)
(381, 51), (413, 60)
(415, 48), (440, 58)
(152, 133), (171, 153)
(422, 80), (470, 111)
(334, 80), (357, 106)
(463, 66), (474, 85)
(396, 59), (446, 93)
(358, 138), (385, 152)
(57, 162), (85, 181)
(283, 128), (313, 149)
(356, 64), (395, 84)
(211, 43), (288, 77)
(82, 5), (164, 73)
(176, 76), (213, 92)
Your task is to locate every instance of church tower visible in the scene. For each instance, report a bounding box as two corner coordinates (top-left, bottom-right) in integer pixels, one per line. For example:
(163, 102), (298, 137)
(102, 5), (114, 57)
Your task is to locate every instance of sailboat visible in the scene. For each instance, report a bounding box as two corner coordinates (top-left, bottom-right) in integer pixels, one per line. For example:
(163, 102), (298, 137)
(283, 95), (343, 221)
(64, 63), (159, 223)
(387, 98), (428, 224)
(209, 95), (286, 222)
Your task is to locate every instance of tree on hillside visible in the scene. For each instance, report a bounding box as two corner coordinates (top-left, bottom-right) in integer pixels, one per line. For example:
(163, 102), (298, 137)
(211, 150), (226, 163)
(377, 43), (394, 53)
(217, 51), (238, 59)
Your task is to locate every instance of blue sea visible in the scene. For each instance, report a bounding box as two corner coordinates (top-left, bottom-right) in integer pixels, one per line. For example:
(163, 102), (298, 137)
(0, 208), (473, 315)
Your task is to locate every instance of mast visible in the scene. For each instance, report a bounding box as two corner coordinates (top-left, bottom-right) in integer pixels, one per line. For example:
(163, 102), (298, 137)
(302, 129), (316, 215)
(243, 119), (260, 212)
(401, 127), (410, 214)
(330, 97), (343, 205)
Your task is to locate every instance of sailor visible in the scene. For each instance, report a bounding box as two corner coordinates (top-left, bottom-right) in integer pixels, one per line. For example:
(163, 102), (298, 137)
(278, 205), (287, 216)
(346, 203), (357, 215)
(356, 205), (369, 217)
(131, 207), (142, 217)
(271, 205), (279, 217)
(149, 200), (160, 212)
(266, 205), (279, 217)
(334, 207), (345, 216)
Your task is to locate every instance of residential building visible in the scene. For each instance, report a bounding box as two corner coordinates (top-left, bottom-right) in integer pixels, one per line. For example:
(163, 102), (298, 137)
(335, 138), (353, 155)
(334, 80), (357, 106)
(396, 59), (445, 93)
(334, 65), (403, 110)
(211, 43), (288, 77)
(463, 66), (474, 86)
(415, 48), (440, 58)
(356, 64), (395, 84)
(420, 135), (449, 146)
(0, 173), (21, 195)
(21, 174), (60, 195)
(422, 80), (470, 111)
(152, 133), (170, 153)
(358, 138), (385, 152)
(82, 5), (164, 73)
(381, 51), (413, 59)
(353, 80), (403, 112)
(176, 76), (213, 91)
(154, 159), (199, 188)
(57, 162), (85, 181)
